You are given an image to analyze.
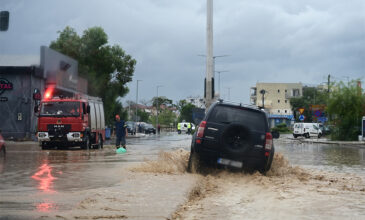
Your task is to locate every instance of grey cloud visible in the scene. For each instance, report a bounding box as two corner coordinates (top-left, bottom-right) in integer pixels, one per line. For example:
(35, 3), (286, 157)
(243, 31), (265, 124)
(1, 0), (364, 104)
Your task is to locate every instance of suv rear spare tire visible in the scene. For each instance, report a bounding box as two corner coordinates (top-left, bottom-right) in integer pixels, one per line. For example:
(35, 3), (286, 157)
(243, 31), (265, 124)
(220, 124), (252, 156)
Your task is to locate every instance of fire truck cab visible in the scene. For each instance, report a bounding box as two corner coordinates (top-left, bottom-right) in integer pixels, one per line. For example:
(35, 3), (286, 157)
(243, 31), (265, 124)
(36, 94), (105, 150)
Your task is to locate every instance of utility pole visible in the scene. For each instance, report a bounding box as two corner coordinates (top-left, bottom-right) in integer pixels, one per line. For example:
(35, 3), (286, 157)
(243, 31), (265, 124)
(205, 0), (214, 108)
(327, 74), (330, 93)
(135, 80), (142, 122)
(156, 85), (163, 129)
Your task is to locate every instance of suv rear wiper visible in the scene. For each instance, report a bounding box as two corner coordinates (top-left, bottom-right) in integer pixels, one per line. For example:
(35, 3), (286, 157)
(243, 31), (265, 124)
(219, 121), (231, 124)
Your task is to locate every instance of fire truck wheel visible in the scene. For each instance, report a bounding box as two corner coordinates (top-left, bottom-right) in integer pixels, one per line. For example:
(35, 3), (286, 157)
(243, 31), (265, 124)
(41, 142), (49, 150)
(98, 134), (103, 149)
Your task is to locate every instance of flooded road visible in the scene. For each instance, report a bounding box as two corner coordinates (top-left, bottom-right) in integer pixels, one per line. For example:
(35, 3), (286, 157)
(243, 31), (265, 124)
(0, 133), (192, 219)
(276, 134), (365, 175)
(1, 133), (365, 219)
(173, 135), (365, 220)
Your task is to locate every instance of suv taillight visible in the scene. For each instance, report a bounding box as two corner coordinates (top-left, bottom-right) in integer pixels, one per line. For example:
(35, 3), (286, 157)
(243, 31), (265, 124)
(196, 121), (207, 138)
(265, 132), (273, 151)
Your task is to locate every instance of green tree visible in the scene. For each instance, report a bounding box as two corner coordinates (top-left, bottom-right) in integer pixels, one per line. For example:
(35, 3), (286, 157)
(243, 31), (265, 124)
(327, 80), (365, 141)
(158, 109), (176, 126)
(50, 26), (136, 126)
(177, 100), (196, 122)
(152, 109), (176, 126)
(152, 96), (173, 107)
(137, 109), (150, 122)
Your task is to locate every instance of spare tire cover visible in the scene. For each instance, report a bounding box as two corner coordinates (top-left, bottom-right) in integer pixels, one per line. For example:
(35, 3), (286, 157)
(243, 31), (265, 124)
(220, 123), (252, 156)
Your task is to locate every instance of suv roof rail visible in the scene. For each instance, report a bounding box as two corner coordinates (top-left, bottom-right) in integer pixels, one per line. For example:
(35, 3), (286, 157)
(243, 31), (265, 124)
(216, 99), (261, 110)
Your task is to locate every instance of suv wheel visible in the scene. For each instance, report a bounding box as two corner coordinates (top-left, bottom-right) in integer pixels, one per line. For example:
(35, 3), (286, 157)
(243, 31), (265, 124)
(221, 124), (252, 156)
(187, 150), (201, 173)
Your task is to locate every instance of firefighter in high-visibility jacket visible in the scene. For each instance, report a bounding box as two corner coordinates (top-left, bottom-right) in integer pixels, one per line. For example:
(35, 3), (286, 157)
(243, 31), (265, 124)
(177, 123), (181, 134)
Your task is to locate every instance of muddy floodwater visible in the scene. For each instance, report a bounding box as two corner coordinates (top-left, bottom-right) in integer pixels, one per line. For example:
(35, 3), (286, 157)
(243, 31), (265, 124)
(0, 133), (365, 219)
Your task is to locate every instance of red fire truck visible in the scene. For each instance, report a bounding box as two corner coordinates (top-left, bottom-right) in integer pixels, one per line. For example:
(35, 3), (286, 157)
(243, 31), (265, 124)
(36, 90), (105, 150)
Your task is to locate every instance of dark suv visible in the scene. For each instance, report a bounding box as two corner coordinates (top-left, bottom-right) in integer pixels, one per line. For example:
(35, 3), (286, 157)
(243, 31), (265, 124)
(188, 101), (279, 174)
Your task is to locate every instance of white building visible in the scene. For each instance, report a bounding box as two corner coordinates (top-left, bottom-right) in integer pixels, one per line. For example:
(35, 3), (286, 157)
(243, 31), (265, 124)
(185, 96), (205, 108)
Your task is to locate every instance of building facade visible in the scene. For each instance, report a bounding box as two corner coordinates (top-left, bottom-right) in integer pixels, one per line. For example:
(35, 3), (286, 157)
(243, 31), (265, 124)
(185, 96), (205, 109)
(0, 46), (83, 139)
(250, 83), (303, 127)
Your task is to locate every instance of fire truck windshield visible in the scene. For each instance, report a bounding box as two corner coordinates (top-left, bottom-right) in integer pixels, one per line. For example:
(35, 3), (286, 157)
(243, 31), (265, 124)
(40, 101), (80, 117)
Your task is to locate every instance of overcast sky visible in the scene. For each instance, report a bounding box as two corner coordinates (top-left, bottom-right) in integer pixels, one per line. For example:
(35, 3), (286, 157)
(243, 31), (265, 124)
(1, 0), (364, 105)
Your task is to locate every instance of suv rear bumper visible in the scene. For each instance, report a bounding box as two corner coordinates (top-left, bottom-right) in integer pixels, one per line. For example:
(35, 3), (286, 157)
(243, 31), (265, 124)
(193, 142), (273, 170)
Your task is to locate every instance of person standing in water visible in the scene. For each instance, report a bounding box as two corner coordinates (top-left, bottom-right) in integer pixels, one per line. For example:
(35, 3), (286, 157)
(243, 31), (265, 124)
(115, 115), (128, 149)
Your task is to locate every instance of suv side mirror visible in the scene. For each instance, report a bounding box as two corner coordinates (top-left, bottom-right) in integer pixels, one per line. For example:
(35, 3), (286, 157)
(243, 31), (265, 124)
(271, 131), (280, 139)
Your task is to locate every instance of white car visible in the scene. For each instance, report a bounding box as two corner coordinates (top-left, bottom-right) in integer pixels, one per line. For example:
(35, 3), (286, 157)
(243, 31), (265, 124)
(293, 123), (322, 138)
(178, 122), (195, 134)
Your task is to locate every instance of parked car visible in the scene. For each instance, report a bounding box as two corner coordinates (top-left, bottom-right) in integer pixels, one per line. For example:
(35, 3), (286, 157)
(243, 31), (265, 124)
(0, 130), (6, 157)
(143, 124), (156, 134)
(188, 101), (279, 174)
(319, 124), (333, 136)
(136, 122), (147, 133)
(293, 123), (322, 138)
(126, 121), (136, 135)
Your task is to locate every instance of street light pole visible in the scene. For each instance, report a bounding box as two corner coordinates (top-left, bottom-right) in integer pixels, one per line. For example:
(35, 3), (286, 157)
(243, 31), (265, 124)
(156, 85), (163, 129)
(215, 70), (228, 98)
(135, 80), (142, 122)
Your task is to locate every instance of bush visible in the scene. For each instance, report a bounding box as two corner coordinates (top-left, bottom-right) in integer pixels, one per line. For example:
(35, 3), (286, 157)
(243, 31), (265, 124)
(271, 123), (291, 133)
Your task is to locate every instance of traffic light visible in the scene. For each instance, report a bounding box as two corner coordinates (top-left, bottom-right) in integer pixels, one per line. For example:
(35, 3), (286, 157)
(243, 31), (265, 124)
(0, 11), (9, 31)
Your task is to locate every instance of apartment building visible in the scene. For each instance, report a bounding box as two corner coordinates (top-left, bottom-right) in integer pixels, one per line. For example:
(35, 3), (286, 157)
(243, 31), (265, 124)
(250, 83), (303, 127)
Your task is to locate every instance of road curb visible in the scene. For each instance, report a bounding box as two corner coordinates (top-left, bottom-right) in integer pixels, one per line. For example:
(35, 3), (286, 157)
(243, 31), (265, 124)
(282, 136), (365, 148)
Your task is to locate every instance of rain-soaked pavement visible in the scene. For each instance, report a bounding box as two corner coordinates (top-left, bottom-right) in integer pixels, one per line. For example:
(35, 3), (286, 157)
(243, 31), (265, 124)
(1, 133), (365, 219)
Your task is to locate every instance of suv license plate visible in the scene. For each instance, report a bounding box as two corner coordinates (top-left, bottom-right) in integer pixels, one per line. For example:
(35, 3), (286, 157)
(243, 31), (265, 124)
(217, 158), (243, 168)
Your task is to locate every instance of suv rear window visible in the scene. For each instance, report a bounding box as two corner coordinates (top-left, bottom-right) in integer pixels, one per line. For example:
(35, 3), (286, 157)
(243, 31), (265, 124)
(208, 105), (267, 132)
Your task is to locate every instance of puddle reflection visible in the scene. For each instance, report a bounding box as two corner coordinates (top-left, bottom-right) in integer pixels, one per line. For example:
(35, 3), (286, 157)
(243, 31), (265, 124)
(36, 201), (57, 212)
(31, 163), (56, 193)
